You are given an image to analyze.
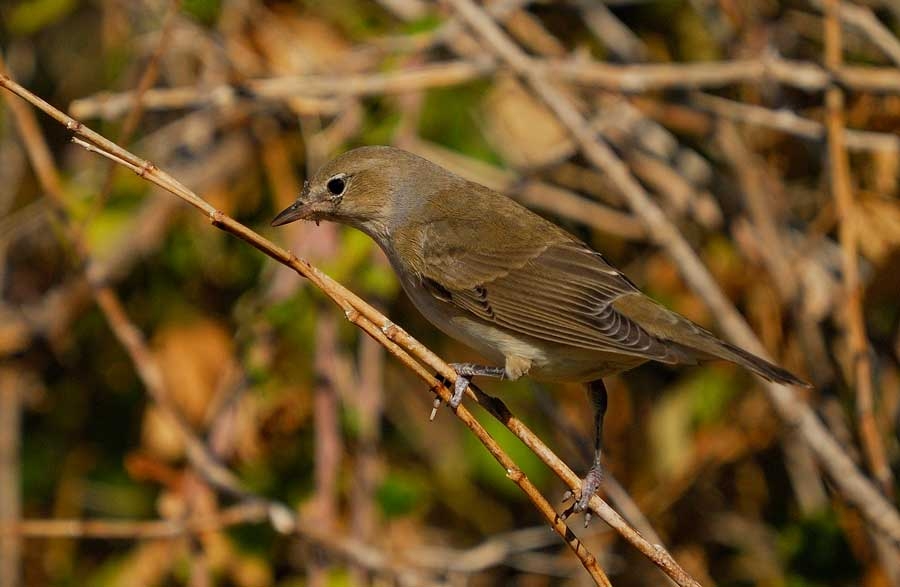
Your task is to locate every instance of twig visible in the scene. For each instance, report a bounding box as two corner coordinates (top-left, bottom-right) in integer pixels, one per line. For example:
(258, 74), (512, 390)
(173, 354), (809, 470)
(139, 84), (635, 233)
(0, 72), (611, 587)
(0, 367), (22, 587)
(715, 122), (829, 514)
(82, 0), (180, 226)
(311, 311), (343, 587)
(353, 321), (385, 542)
(444, 0), (900, 549)
(573, 0), (647, 61)
(6, 501), (268, 540)
(811, 0), (900, 67)
(689, 92), (900, 153)
(69, 60), (494, 120)
(67, 57), (900, 122)
(5, 500), (441, 586)
(823, 0), (894, 501)
(0, 50), (243, 505)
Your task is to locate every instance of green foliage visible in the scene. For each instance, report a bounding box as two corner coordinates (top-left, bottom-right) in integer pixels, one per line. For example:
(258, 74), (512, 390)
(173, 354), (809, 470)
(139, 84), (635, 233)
(181, 0), (222, 25)
(300, 0), (394, 39)
(402, 14), (442, 35)
(779, 511), (861, 585)
(688, 369), (738, 426)
(7, 0), (78, 34)
(419, 83), (502, 165)
(376, 470), (427, 517)
(358, 100), (401, 147)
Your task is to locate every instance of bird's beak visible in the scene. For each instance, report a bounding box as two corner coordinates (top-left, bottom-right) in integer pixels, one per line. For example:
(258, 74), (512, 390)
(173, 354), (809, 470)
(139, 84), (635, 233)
(270, 199), (311, 227)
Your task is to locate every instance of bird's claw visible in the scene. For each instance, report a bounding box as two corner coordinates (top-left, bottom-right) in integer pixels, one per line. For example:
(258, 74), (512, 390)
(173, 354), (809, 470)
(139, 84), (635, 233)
(450, 373), (471, 409)
(559, 464), (603, 527)
(428, 369), (471, 421)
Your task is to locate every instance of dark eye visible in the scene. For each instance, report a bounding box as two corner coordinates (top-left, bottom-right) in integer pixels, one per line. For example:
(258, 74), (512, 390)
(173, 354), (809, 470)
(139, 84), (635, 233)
(326, 176), (346, 197)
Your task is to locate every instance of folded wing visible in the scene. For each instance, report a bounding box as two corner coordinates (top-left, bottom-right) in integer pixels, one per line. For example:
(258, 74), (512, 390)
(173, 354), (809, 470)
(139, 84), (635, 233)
(419, 230), (682, 363)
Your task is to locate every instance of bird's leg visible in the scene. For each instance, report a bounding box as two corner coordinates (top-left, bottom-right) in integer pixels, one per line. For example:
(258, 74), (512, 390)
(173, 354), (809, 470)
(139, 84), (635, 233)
(447, 363), (506, 408)
(563, 379), (608, 526)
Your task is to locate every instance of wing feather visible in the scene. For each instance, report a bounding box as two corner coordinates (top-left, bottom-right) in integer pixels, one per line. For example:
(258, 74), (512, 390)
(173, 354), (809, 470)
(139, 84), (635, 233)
(420, 235), (676, 361)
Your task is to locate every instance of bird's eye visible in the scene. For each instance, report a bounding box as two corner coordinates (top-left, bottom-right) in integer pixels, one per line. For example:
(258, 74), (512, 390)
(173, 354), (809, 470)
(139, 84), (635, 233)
(326, 175), (346, 198)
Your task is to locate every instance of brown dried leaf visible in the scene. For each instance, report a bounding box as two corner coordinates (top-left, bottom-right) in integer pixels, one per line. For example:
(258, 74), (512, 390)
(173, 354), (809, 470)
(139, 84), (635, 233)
(482, 75), (573, 169)
(141, 318), (236, 460)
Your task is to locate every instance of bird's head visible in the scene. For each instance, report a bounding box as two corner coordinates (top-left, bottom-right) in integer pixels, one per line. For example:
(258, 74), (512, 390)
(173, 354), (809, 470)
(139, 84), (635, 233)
(271, 146), (436, 239)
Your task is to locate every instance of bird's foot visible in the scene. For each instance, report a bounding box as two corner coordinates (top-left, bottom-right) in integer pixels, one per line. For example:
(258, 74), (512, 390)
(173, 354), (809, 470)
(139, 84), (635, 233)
(561, 461), (604, 527)
(450, 369), (472, 409)
(430, 363), (505, 419)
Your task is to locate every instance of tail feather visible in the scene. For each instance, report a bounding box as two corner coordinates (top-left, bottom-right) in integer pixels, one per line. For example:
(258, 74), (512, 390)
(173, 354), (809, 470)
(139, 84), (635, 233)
(711, 339), (811, 387)
(614, 293), (811, 387)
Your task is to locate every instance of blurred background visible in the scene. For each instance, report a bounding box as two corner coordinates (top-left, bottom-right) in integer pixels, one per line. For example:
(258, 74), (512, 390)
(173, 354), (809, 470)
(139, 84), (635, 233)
(1, 0), (899, 585)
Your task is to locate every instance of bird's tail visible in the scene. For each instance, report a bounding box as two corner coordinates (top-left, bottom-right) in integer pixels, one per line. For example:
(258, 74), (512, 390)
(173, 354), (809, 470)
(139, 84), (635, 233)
(705, 338), (810, 387)
(614, 293), (810, 387)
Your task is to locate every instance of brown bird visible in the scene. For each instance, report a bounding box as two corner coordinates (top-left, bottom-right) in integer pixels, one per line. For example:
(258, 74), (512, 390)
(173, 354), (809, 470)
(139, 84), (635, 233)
(272, 146), (808, 519)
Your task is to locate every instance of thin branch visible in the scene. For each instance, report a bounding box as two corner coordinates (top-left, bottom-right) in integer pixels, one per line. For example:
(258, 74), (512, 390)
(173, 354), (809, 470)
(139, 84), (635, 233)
(82, 0), (180, 225)
(689, 92), (900, 153)
(5, 500), (443, 587)
(67, 58), (900, 121)
(6, 502), (269, 540)
(812, 0), (900, 67)
(823, 0), (894, 500)
(0, 72), (612, 587)
(0, 367), (22, 587)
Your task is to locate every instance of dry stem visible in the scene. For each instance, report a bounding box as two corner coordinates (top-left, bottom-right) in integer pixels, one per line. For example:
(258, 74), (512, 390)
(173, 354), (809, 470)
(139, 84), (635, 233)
(823, 0), (895, 502)
(0, 72), (616, 587)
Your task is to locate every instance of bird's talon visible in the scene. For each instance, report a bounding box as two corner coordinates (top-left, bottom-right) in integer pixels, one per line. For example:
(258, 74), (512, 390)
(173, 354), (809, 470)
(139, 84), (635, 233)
(584, 512), (592, 527)
(562, 490), (574, 503)
(449, 374), (470, 409)
(429, 398), (441, 421)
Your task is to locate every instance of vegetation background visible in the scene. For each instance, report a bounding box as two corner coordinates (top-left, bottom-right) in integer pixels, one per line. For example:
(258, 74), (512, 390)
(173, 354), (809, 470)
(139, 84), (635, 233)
(1, 0), (899, 585)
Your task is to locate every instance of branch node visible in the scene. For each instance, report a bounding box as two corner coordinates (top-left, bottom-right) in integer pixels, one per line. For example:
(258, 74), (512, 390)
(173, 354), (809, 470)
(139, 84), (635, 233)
(506, 467), (523, 482)
(135, 160), (157, 178)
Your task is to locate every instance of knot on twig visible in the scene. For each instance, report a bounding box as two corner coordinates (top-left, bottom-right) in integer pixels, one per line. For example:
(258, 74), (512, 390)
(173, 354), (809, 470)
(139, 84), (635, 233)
(209, 209), (225, 226)
(381, 321), (398, 337)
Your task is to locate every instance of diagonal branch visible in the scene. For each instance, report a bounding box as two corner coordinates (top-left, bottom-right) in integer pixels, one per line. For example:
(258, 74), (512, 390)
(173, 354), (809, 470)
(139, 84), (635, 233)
(0, 72), (614, 587)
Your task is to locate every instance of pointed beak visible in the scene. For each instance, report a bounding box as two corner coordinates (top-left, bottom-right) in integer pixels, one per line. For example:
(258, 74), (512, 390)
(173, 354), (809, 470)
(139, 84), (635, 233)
(271, 200), (311, 227)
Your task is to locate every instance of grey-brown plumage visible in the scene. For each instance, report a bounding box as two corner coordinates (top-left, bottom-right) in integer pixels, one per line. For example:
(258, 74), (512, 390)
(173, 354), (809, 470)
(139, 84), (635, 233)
(273, 146), (809, 519)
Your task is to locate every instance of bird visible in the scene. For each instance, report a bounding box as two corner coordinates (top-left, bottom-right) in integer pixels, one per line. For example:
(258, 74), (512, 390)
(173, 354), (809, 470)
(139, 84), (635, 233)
(272, 145), (809, 520)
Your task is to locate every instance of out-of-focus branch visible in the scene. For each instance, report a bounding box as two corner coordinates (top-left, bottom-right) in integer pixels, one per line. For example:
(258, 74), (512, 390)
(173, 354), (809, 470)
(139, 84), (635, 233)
(689, 92), (899, 153)
(6, 502), (269, 540)
(811, 0), (900, 67)
(0, 367), (23, 587)
(823, 0), (894, 501)
(443, 0), (900, 548)
(67, 57), (900, 121)
(4, 501), (444, 587)
(0, 55), (247, 499)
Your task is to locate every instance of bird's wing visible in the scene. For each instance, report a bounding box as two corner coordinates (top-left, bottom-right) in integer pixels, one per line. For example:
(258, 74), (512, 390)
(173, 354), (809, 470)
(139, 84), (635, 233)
(418, 228), (678, 362)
